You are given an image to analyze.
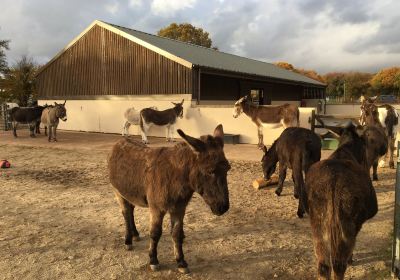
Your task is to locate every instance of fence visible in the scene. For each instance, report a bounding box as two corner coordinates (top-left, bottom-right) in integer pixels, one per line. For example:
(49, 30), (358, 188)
(0, 103), (11, 131)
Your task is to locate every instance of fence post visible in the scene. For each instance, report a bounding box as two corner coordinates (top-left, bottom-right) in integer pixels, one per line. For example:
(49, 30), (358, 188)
(310, 110), (315, 133)
(392, 144), (400, 278)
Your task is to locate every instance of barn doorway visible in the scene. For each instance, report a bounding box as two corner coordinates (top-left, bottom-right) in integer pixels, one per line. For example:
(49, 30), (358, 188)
(250, 89), (264, 105)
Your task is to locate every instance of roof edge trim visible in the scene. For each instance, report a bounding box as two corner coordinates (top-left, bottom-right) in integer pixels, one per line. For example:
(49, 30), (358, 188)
(36, 20), (193, 76)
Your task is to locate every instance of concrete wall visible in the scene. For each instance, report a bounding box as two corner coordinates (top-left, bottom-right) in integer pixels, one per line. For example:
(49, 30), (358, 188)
(325, 104), (362, 116)
(39, 95), (314, 145)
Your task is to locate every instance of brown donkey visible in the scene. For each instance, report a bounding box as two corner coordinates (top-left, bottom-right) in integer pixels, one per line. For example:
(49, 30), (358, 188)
(108, 125), (230, 273)
(232, 95), (299, 148)
(261, 127), (321, 218)
(304, 124), (378, 280)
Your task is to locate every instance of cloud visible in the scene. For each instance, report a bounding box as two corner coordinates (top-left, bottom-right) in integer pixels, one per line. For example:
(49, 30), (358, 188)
(0, 0), (399, 73)
(151, 0), (197, 16)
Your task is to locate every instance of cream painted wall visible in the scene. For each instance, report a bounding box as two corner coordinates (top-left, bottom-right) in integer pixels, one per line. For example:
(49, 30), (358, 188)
(39, 95), (314, 145)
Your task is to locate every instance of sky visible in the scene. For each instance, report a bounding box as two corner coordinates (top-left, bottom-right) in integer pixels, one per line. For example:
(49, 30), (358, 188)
(0, 0), (399, 74)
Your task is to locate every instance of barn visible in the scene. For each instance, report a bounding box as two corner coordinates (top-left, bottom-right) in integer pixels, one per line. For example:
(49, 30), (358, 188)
(36, 20), (325, 144)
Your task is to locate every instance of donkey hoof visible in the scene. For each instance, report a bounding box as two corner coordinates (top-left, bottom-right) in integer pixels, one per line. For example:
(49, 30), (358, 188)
(275, 190), (281, 196)
(372, 176), (378, 181)
(297, 211), (304, 219)
(125, 244), (133, 251)
(294, 193), (299, 199)
(390, 162), (395, 169)
(178, 267), (190, 274)
(133, 235), (140, 242)
(150, 264), (160, 272)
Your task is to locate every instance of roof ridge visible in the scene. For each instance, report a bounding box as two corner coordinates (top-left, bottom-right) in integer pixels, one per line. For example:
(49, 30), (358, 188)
(102, 21), (280, 67)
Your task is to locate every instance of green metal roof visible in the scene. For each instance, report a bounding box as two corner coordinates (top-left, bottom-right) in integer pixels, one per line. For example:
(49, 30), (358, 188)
(105, 22), (325, 87)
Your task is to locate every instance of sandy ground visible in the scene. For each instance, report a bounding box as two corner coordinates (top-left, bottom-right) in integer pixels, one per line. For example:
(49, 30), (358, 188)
(0, 130), (395, 280)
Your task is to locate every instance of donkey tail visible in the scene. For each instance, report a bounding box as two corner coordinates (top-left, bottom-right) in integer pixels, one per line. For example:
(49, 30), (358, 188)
(329, 186), (346, 271)
(296, 107), (300, 127)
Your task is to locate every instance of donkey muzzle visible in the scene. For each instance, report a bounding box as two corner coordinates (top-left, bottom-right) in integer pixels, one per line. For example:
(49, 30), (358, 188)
(211, 202), (229, 216)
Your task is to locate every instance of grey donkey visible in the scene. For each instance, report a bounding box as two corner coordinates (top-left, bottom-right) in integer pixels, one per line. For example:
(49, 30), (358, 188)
(41, 101), (67, 142)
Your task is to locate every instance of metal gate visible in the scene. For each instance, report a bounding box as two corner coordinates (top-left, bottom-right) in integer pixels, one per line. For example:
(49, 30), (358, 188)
(392, 143), (400, 278)
(0, 103), (11, 131)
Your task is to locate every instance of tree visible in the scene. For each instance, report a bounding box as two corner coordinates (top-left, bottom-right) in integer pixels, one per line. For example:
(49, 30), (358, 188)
(370, 67), (400, 96)
(275, 61), (295, 71)
(0, 38), (10, 75)
(274, 61), (325, 83)
(323, 72), (373, 101)
(157, 23), (218, 49)
(0, 55), (39, 106)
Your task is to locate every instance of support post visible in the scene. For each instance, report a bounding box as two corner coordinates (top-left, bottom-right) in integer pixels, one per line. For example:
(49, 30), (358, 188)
(392, 144), (400, 278)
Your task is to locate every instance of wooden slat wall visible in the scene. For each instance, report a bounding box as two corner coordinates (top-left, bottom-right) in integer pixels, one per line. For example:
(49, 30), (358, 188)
(36, 25), (193, 98)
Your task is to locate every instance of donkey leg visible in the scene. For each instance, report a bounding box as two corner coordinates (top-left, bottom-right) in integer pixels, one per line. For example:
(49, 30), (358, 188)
(332, 238), (355, 280)
(53, 125), (58, 142)
(275, 164), (287, 196)
(170, 125), (175, 142)
(44, 126), (47, 136)
(115, 193), (139, 250)
(29, 122), (36, 137)
(12, 122), (18, 137)
(149, 209), (165, 271)
(292, 168), (305, 218)
(372, 159), (379, 181)
(124, 121), (131, 136)
(312, 231), (331, 280)
(140, 124), (149, 144)
(35, 121), (40, 134)
(165, 125), (170, 142)
(389, 136), (395, 169)
(170, 208), (189, 274)
(48, 126), (52, 142)
(257, 126), (264, 149)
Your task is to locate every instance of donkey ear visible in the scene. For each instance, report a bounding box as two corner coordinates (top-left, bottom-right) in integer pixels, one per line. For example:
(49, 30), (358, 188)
(54, 102), (58, 106)
(181, 99), (184, 105)
(172, 102), (177, 105)
(177, 129), (206, 153)
(63, 100), (66, 105)
(213, 124), (224, 147)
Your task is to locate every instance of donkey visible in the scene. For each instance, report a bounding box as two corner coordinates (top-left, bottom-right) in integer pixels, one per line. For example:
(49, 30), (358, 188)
(108, 124), (230, 273)
(140, 100), (184, 144)
(9, 105), (46, 137)
(261, 127), (321, 218)
(41, 101), (67, 142)
(122, 106), (158, 136)
(232, 95), (299, 149)
(360, 97), (398, 168)
(304, 124), (378, 280)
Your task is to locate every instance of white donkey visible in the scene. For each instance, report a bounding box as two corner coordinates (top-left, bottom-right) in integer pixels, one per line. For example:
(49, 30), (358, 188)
(360, 96), (399, 168)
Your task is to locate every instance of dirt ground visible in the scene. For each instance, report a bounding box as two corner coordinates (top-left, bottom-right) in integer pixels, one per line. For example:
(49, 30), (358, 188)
(0, 130), (395, 280)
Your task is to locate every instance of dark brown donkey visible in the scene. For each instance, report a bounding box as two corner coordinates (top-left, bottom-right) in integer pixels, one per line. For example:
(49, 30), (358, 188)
(304, 124), (378, 280)
(140, 99), (184, 144)
(233, 95), (299, 148)
(261, 127), (321, 218)
(108, 125), (230, 273)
